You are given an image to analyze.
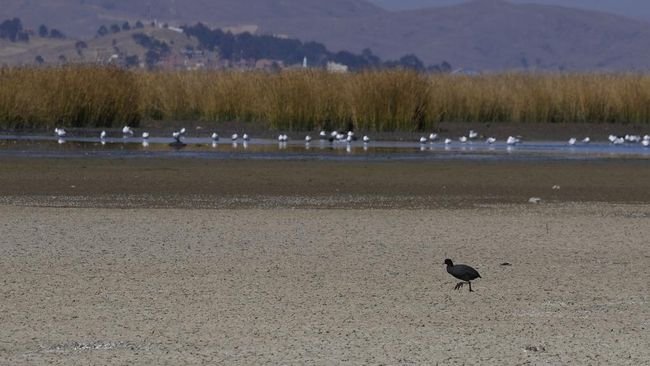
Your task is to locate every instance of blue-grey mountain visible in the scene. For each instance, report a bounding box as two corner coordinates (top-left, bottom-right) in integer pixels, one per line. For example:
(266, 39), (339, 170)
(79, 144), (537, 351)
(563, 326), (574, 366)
(370, 0), (650, 22)
(3, 0), (650, 70)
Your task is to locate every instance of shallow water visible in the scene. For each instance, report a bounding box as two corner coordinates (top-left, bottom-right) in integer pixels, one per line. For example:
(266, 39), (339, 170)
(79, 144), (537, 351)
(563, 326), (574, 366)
(0, 135), (649, 161)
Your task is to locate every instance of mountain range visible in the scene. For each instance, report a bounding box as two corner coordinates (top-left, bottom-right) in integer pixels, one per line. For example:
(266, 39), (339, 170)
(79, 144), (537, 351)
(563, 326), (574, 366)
(3, 0), (650, 71)
(370, 0), (650, 22)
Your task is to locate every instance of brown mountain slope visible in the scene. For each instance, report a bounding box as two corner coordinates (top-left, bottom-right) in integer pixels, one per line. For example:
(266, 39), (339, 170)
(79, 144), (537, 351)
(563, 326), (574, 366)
(0, 26), (197, 66)
(4, 0), (650, 70)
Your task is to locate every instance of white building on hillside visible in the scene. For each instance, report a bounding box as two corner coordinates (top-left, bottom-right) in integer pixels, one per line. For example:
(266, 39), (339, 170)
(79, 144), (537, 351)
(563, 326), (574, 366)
(326, 61), (349, 73)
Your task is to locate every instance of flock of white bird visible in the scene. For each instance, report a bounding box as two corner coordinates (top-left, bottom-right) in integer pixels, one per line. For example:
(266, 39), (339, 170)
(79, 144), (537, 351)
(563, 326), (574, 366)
(53, 126), (650, 148)
(409, 131), (527, 146)
(413, 129), (650, 147)
(607, 134), (650, 147)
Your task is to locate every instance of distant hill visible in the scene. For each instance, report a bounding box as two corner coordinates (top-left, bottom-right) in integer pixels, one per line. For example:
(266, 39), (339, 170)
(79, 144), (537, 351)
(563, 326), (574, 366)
(0, 0), (385, 37)
(86, 0), (385, 21)
(4, 0), (650, 70)
(0, 25), (198, 67)
(259, 0), (650, 71)
(1, 20), (445, 72)
(370, 0), (650, 23)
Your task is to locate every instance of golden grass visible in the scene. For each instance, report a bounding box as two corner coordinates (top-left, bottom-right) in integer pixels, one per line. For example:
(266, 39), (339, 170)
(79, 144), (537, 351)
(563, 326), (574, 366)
(0, 66), (140, 128)
(1, 67), (650, 130)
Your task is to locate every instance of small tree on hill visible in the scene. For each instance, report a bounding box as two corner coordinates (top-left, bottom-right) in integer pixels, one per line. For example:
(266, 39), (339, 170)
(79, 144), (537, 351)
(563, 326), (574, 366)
(16, 32), (29, 42)
(145, 50), (161, 68)
(125, 54), (140, 68)
(49, 29), (65, 39)
(38, 24), (48, 37)
(0, 17), (29, 42)
(97, 25), (108, 37)
(75, 40), (87, 56)
(396, 54), (425, 72)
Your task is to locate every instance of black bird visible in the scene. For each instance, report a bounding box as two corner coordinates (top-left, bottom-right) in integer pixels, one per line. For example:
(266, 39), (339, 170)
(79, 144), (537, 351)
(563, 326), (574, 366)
(444, 258), (481, 292)
(168, 130), (187, 149)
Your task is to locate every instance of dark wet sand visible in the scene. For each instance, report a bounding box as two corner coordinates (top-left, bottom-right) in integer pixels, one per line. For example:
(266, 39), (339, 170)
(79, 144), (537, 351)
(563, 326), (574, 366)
(1, 157), (649, 208)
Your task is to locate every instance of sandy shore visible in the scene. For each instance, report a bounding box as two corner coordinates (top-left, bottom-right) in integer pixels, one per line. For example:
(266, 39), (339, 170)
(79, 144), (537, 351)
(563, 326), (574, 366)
(0, 157), (649, 364)
(0, 204), (648, 365)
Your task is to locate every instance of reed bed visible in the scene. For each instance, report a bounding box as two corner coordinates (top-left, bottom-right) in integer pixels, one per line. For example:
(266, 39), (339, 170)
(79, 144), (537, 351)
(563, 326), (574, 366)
(0, 67), (140, 128)
(1, 66), (650, 131)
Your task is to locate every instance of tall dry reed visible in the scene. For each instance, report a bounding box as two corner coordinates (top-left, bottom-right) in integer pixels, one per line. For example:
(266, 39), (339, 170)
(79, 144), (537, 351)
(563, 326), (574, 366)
(1, 67), (650, 131)
(0, 66), (140, 128)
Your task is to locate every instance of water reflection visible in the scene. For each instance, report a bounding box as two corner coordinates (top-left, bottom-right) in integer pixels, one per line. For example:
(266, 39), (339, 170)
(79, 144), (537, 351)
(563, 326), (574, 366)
(0, 135), (648, 161)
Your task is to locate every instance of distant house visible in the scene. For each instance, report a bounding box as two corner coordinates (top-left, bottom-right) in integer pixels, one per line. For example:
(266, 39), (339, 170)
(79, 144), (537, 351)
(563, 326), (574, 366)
(255, 59), (283, 71)
(326, 61), (348, 73)
(167, 26), (184, 33)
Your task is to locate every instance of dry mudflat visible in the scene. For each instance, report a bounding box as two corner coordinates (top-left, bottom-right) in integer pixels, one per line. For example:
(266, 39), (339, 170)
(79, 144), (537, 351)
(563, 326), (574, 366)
(0, 158), (649, 365)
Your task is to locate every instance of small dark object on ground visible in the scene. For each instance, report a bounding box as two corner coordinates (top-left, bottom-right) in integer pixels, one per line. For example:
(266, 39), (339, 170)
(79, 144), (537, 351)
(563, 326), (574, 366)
(501, 262), (512, 266)
(525, 345), (546, 352)
(444, 258), (481, 292)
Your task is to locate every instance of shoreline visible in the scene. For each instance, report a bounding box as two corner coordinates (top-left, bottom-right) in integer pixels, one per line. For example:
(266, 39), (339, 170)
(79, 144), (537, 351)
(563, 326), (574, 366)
(3, 121), (649, 141)
(1, 157), (649, 208)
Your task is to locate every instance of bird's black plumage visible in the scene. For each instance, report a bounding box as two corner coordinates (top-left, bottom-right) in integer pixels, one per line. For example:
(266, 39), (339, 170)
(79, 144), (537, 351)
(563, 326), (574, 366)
(444, 258), (481, 292)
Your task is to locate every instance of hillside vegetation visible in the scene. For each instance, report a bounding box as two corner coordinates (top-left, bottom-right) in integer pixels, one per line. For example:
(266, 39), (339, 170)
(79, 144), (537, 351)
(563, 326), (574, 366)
(0, 22), (198, 67)
(2, 67), (650, 130)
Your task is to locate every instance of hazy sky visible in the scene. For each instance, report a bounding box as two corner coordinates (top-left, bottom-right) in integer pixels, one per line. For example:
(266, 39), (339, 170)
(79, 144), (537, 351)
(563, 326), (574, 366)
(370, 0), (650, 20)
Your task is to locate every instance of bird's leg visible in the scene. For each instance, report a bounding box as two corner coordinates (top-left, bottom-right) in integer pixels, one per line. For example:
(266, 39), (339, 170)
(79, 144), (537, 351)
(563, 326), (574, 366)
(454, 282), (465, 290)
(468, 281), (473, 292)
